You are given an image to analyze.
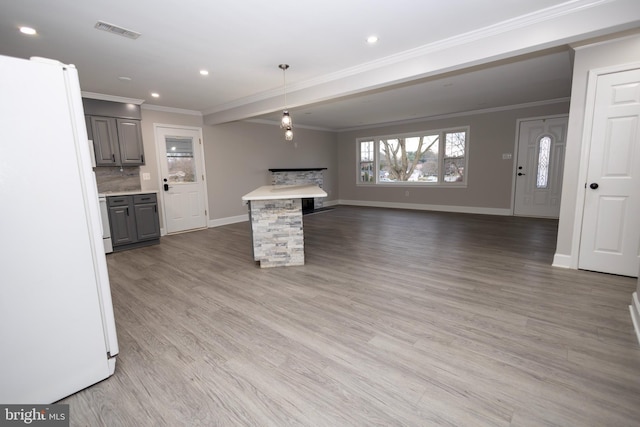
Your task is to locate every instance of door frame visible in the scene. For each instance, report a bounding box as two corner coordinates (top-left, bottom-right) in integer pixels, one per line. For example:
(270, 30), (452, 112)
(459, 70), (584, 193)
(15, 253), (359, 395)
(568, 61), (640, 270)
(511, 114), (569, 216)
(153, 123), (209, 235)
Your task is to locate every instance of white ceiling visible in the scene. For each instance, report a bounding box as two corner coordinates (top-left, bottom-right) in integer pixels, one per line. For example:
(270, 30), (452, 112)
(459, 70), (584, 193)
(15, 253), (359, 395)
(1, 0), (639, 131)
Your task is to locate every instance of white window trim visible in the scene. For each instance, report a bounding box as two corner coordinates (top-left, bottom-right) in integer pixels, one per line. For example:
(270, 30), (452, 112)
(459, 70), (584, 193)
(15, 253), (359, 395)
(356, 126), (470, 188)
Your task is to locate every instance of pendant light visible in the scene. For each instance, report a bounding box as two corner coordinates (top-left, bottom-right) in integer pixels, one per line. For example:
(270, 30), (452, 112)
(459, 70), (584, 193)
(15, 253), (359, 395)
(279, 64), (293, 141)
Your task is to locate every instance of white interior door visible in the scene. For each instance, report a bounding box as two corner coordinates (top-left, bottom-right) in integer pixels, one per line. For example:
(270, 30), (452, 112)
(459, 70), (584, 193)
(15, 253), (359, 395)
(514, 116), (568, 218)
(579, 68), (640, 277)
(155, 125), (208, 234)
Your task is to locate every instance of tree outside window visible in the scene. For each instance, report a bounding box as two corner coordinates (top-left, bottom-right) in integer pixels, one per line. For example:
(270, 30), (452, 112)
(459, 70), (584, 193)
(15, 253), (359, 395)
(358, 128), (468, 185)
(444, 131), (466, 182)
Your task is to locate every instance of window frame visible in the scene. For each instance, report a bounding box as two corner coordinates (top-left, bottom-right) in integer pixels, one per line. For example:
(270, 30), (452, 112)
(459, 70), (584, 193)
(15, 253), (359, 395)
(356, 126), (470, 187)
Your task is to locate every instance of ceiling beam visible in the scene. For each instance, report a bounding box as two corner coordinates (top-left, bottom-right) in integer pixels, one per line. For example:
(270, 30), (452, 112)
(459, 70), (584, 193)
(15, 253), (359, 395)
(203, 0), (640, 126)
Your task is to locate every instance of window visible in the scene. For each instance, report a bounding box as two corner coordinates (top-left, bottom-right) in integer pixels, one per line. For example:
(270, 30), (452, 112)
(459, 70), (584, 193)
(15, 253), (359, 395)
(357, 127), (468, 185)
(359, 140), (374, 182)
(536, 136), (551, 189)
(165, 136), (196, 183)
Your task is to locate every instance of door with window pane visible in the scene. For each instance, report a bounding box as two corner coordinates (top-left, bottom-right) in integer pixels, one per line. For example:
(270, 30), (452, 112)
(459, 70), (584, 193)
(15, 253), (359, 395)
(514, 117), (568, 218)
(156, 126), (208, 234)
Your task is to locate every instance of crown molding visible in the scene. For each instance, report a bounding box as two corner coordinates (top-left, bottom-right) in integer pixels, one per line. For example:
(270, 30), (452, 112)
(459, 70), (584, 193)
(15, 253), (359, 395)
(141, 103), (202, 116)
(81, 91), (144, 105)
(336, 98), (571, 132)
(241, 98), (570, 133)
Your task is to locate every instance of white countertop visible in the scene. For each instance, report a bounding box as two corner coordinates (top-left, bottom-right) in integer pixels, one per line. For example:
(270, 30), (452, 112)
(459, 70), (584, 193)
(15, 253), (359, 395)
(99, 190), (159, 198)
(242, 184), (327, 201)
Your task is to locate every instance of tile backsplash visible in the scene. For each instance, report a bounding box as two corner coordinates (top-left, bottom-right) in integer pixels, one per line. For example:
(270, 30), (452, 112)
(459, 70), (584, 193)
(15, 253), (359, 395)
(95, 167), (141, 193)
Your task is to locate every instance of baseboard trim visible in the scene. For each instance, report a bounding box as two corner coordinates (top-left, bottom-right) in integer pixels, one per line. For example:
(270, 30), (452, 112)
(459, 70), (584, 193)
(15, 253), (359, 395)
(552, 253), (573, 269)
(209, 214), (248, 228)
(630, 292), (640, 346)
(207, 199), (508, 227)
(338, 199), (512, 216)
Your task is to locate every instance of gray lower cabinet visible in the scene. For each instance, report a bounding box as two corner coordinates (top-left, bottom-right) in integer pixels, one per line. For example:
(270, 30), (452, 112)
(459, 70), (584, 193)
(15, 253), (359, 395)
(107, 193), (160, 251)
(133, 194), (161, 241)
(108, 197), (137, 246)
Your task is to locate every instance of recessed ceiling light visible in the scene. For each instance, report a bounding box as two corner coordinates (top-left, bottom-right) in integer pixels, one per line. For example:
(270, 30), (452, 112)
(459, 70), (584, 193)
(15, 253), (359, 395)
(19, 26), (37, 35)
(367, 35), (378, 44)
(118, 76), (132, 81)
(151, 92), (160, 98)
(199, 69), (209, 76)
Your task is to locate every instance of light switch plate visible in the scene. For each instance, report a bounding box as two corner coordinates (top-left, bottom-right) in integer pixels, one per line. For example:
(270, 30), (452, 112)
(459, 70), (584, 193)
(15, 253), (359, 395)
(142, 172), (151, 181)
(502, 153), (513, 160)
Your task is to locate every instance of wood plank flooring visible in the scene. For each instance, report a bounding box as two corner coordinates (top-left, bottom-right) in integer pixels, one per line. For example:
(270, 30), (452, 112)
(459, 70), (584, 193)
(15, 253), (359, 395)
(61, 206), (640, 426)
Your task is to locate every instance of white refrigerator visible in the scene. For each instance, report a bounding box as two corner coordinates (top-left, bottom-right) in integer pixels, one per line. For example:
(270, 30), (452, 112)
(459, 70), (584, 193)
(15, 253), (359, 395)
(0, 55), (119, 403)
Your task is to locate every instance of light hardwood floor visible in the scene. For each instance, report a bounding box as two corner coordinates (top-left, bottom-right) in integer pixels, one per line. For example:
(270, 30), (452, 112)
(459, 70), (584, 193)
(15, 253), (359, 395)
(61, 206), (640, 426)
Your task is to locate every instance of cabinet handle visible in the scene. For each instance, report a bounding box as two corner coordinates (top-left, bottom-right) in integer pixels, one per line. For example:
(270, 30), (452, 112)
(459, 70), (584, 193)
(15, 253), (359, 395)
(112, 154), (115, 162)
(126, 207), (129, 216)
(141, 154), (144, 163)
(154, 205), (157, 212)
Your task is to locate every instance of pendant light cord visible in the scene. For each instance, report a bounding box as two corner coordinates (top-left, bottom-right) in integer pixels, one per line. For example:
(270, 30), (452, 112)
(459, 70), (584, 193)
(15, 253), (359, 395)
(279, 64), (289, 109)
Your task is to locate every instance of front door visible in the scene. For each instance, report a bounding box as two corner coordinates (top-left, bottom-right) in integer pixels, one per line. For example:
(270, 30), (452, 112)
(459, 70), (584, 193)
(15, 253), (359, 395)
(578, 68), (640, 277)
(514, 116), (568, 218)
(155, 125), (208, 234)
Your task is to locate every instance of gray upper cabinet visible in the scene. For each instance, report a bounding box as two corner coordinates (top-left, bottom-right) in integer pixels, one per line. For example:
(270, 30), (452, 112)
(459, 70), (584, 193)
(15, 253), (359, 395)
(116, 119), (144, 165)
(87, 116), (144, 166)
(83, 98), (144, 167)
(90, 116), (120, 166)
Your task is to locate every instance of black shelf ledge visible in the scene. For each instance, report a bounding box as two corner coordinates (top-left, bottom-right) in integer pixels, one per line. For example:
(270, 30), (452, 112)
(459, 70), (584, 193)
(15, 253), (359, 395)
(269, 168), (327, 172)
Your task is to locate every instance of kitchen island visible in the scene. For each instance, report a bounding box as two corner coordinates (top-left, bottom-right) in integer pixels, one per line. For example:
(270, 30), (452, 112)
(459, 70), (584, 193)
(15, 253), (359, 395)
(242, 184), (327, 268)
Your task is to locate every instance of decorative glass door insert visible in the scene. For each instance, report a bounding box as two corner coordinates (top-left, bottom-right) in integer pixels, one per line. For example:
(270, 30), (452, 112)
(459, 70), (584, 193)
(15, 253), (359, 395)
(536, 136), (551, 189)
(165, 136), (196, 183)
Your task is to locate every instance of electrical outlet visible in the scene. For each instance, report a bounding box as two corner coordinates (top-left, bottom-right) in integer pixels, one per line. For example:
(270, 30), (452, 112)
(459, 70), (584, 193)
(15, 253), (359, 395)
(405, 190), (410, 197)
(142, 172), (151, 181)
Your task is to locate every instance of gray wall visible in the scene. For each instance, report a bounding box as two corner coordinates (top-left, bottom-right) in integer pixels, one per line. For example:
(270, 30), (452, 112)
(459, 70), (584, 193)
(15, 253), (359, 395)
(139, 107), (338, 223)
(336, 103), (569, 211)
(555, 32), (640, 261)
(202, 121), (338, 220)
(138, 108), (204, 227)
(139, 108), (204, 193)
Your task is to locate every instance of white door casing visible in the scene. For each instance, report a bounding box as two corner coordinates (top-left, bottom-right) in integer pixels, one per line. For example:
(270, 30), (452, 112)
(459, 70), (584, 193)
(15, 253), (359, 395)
(155, 125), (209, 234)
(578, 68), (640, 277)
(514, 116), (568, 218)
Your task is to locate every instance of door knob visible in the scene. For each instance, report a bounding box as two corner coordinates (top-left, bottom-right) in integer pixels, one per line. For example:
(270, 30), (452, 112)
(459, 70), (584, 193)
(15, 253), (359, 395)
(589, 183), (599, 190)
(517, 172), (525, 176)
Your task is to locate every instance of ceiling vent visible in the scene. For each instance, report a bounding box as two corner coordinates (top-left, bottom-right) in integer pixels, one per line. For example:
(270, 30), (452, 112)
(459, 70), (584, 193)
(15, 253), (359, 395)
(94, 21), (141, 40)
